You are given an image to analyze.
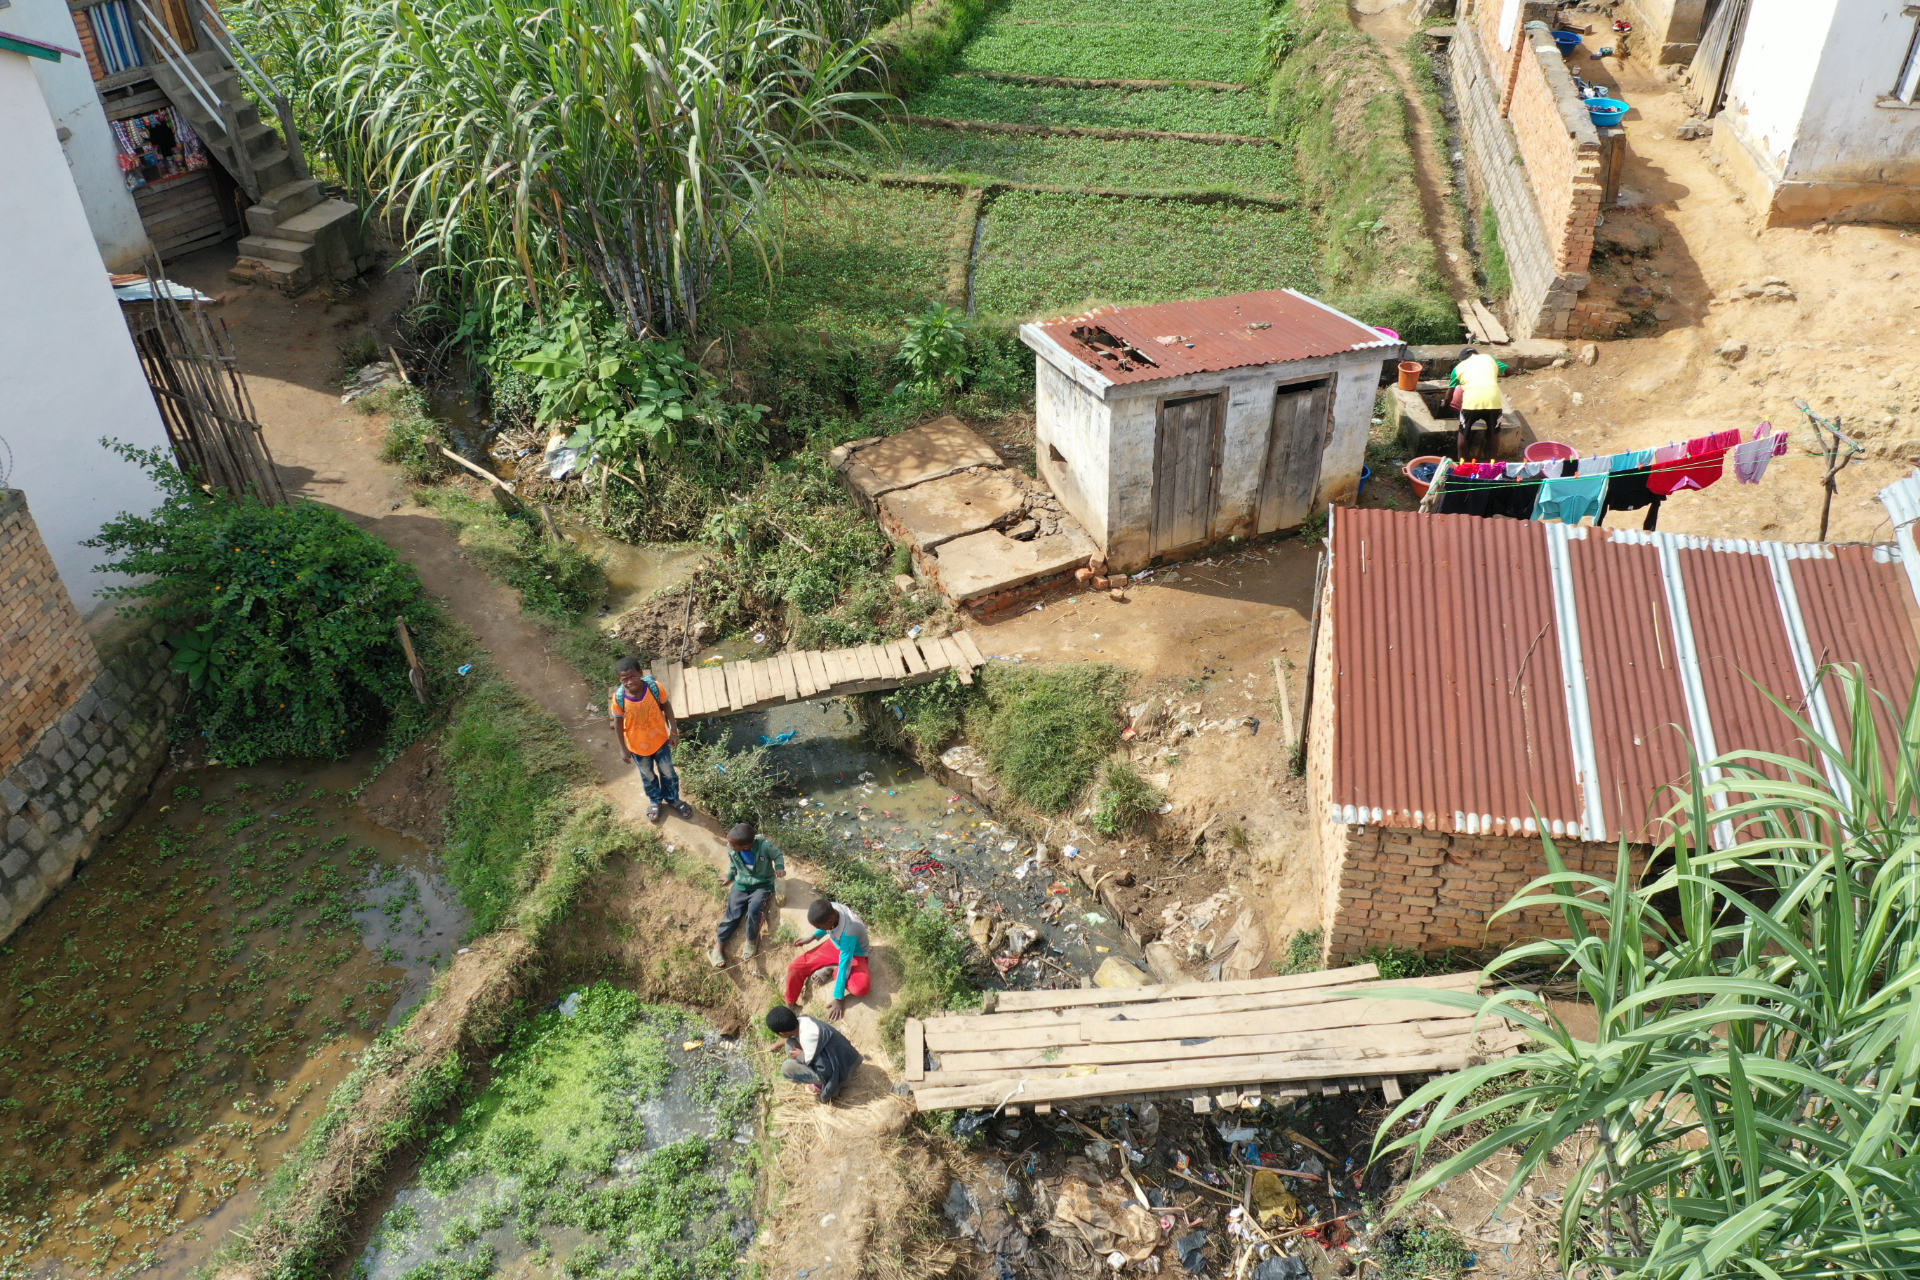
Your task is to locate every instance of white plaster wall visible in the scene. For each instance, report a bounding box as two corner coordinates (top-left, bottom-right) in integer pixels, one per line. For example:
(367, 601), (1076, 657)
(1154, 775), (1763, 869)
(1106, 392), (1160, 571)
(1317, 364), (1379, 507)
(11, 0), (153, 270)
(1718, 0), (1839, 183)
(1034, 358), (1111, 547)
(0, 48), (172, 615)
(1785, 3), (1920, 187)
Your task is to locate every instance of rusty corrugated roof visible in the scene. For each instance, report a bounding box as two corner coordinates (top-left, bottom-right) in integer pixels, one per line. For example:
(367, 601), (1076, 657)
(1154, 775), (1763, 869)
(1328, 510), (1920, 843)
(1028, 290), (1396, 386)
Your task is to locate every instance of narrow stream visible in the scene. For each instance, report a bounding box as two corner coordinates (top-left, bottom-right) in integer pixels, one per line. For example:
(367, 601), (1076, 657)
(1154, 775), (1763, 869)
(693, 699), (1145, 981)
(0, 753), (465, 1280)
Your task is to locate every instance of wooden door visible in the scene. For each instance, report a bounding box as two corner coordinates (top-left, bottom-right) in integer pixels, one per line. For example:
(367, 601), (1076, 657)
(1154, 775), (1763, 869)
(1257, 378), (1330, 534)
(1152, 392), (1221, 555)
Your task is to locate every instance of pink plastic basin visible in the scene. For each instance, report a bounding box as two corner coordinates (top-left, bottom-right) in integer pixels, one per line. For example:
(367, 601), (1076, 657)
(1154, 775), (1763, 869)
(1525, 441), (1578, 463)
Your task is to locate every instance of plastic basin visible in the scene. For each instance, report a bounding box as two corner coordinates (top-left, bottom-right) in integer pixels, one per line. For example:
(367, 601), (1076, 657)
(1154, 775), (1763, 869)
(1359, 464), (1373, 499)
(1373, 326), (1401, 341)
(1587, 98), (1629, 127)
(1551, 28), (1584, 55)
(1525, 441), (1578, 463)
(1403, 456), (1444, 500)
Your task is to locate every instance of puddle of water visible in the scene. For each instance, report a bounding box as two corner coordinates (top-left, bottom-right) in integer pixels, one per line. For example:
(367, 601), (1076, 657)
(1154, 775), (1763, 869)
(0, 753), (466, 1280)
(695, 700), (1143, 981)
(355, 987), (756, 1280)
(564, 524), (704, 620)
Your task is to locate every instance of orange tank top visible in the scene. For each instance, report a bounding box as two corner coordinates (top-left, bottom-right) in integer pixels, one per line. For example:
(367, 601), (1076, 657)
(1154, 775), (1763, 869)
(611, 681), (670, 757)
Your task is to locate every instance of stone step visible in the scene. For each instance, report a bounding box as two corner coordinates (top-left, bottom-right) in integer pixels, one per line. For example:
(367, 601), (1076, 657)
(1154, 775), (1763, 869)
(271, 198), (359, 246)
(235, 235), (310, 265)
(257, 177), (323, 220)
(229, 254), (311, 292)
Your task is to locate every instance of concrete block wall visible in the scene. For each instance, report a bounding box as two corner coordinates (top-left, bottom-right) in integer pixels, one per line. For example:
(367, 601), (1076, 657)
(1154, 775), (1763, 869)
(3, 489), (104, 776)
(1450, 16), (1602, 340)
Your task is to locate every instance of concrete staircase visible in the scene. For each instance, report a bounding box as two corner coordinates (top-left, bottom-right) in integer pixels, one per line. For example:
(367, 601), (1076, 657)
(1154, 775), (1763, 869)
(146, 51), (373, 292)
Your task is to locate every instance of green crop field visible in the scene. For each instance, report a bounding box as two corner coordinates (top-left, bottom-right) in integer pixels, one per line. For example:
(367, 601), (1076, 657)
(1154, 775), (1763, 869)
(710, 184), (958, 335)
(972, 190), (1319, 318)
(957, 21), (1261, 83)
(908, 78), (1275, 135)
(997, 0), (1266, 29)
(857, 128), (1300, 200)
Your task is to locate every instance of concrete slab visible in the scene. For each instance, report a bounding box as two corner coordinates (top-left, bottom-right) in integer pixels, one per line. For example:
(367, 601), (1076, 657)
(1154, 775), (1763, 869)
(880, 469), (1028, 551)
(933, 525), (1096, 604)
(837, 415), (1004, 510)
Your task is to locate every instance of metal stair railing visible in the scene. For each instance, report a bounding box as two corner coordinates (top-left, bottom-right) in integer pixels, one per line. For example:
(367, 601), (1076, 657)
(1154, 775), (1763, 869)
(189, 0), (310, 187)
(130, 0), (259, 199)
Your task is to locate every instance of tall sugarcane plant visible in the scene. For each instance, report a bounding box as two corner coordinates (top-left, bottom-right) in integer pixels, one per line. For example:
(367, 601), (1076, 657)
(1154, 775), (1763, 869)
(242, 0), (891, 338)
(1378, 667), (1920, 1277)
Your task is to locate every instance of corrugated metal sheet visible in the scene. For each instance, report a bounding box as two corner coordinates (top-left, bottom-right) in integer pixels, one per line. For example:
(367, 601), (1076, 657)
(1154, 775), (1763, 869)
(1328, 512), (1920, 842)
(1031, 289), (1395, 386)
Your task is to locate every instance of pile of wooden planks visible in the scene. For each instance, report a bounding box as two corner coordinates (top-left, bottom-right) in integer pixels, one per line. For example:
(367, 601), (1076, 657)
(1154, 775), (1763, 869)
(903, 964), (1528, 1114)
(650, 630), (987, 719)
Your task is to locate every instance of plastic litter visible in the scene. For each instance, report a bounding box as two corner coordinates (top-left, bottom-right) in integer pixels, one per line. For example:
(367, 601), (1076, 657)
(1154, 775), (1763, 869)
(457, 664), (473, 676)
(759, 729), (799, 746)
(557, 990), (583, 1018)
(1176, 1229), (1209, 1274)
(683, 1039), (704, 1051)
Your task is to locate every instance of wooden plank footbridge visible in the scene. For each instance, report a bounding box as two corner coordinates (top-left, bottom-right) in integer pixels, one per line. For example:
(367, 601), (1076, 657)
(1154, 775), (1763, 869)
(652, 629), (988, 719)
(904, 964), (1528, 1114)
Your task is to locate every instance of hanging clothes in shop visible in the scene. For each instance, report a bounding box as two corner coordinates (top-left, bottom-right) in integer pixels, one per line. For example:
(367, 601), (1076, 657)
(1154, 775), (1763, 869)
(111, 108), (208, 190)
(1731, 423), (1789, 483)
(1532, 474), (1610, 523)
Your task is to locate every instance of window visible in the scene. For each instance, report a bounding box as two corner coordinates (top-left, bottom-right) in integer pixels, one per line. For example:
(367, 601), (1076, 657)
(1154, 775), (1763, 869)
(1898, 8), (1920, 104)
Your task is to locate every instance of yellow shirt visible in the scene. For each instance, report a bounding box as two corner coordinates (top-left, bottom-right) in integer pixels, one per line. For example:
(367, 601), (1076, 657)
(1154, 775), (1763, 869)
(1454, 353), (1504, 412)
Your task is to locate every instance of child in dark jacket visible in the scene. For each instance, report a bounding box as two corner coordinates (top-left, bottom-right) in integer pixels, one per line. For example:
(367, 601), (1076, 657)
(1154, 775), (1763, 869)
(709, 822), (786, 967)
(766, 1005), (862, 1103)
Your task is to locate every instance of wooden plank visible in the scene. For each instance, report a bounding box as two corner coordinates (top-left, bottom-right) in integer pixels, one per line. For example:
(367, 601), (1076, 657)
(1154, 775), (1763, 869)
(810, 651), (833, 693)
(1321, 1080), (1343, 1098)
(856, 644), (883, 682)
(994, 964), (1382, 1012)
(753, 659), (775, 705)
(1470, 299), (1510, 345)
(917, 639), (951, 672)
(906, 1018), (927, 1082)
(953, 629), (987, 669)
(899, 639), (929, 676)
(1078, 996), (1474, 1044)
(792, 651), (817, 698)
(932, 1021), (1473, 1072)
(1191, 1094), (1214, 1114)
(1214, 1088), (1240, 1109)
(775, 652), (799, 703)
(1034, 1103), (1052, 1115)
(911, 1050), (1476, 1111)
(694, 666), (719, 715)
(920, 976), (1470, 1037)
(877, 642), (904, 678)
(939, 637), (974, 684)
(725, 661), (750, 711)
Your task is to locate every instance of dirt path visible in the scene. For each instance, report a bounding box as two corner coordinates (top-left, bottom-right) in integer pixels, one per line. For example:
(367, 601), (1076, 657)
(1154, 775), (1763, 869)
(166, 246), (919, 1279)
(1352, 0), (1477, 304)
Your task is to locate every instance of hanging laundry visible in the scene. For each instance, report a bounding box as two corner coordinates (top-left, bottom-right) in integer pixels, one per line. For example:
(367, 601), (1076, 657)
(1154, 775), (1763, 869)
(1532, 474), (1610, 523)
(1648, 434), (1730, 495)
(1575, 455), (1611, 477)
(1731, 423), (1789, 484)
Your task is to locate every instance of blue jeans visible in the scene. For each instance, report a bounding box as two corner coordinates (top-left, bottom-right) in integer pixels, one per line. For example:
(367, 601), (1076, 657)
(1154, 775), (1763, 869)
(631, 745), (680, 805)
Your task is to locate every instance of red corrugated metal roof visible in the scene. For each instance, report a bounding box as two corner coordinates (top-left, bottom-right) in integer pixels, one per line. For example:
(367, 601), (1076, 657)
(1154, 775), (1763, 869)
(1029, 290), (1395, 386)
(1328, 511), (1920, 843)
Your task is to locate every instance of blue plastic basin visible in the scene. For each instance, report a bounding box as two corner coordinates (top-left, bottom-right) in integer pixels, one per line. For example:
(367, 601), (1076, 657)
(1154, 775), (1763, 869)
(1551, 28), (1583, 54)
(1587, 97), (1629, 126)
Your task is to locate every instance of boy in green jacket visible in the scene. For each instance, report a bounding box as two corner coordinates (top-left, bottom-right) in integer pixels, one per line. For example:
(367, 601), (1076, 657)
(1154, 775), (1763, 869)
(709, 822), (785, 967)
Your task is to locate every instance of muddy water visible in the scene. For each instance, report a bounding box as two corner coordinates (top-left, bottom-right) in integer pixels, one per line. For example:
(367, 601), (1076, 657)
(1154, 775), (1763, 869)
(0, 754), (465, 1280)
(695, 700), (1143, 980)
(567, 524), (704, 620)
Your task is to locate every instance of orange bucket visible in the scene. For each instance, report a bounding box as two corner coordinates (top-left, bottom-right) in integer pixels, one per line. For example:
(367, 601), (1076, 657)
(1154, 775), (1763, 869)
(1397, 360), (1421, 391)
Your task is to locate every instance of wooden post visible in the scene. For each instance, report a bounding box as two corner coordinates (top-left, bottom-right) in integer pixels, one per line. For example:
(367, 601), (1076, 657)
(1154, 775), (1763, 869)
(1796, 402), (1862, 543)
(395, 617), (427, 705)
(1272, 655), (1296, 751)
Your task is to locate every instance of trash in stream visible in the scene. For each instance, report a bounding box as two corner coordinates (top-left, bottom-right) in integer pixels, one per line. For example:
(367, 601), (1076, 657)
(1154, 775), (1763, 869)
(759, 729), (799, 746)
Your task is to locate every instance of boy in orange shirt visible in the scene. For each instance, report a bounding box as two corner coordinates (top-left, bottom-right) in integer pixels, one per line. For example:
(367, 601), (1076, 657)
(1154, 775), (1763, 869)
(609, 656), (692, 822)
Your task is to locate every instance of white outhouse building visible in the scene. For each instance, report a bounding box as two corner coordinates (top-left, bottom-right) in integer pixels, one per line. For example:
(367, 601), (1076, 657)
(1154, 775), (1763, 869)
(1018, 289), (1404, 572)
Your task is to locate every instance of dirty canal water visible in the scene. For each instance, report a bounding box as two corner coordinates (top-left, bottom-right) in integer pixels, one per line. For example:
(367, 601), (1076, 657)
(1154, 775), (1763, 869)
(696, 699), (1144, 981)
(352, 985), (758, 1280)
(570, 526), (704, 621)
(0, 752), (465, 1280)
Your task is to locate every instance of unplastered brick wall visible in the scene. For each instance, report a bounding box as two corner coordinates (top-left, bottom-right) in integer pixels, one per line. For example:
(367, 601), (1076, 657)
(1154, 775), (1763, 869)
(1450, 15), (1601, 339)
(0, 491), (181, 944)
(2, 489), (103, 777)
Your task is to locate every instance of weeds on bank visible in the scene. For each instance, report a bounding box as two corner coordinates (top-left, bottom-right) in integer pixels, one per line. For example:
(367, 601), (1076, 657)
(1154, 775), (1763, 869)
(676, 730), (788, 827)
(1272, 927), (1325, 975)
(974, 663), (1130, 813)
(1087, 761), (1164, 836)
(365, 386), (455, 484)
(416, 488), (606, 621)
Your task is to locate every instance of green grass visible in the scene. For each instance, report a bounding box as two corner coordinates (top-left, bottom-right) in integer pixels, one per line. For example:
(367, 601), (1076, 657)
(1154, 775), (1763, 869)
(972, 190), (1318, 317)
(908, 78), (1275, 135)
(1088, 760), (1165, 835)
(859, 128), (1299, 198)
(709, 183), (960, 337)
(958, 20), (1261, 83)
(1000, 0), (1265, 28)
(1273, 928), (1325, 975)
(416, 488), (607, 622)
(439, 673), (595, 935)
(366, 385), (455, 483)
(972, 662), (1130, 812)
(1480, 203), (1512, 296)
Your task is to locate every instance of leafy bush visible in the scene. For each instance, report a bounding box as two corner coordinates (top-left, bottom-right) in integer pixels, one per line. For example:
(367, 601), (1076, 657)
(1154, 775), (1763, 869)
(1273, 928), (1323, 975)
(974, 663), (1130, 812)
(895, 303), (970, 394)
(1088, 760), (1164, 835)
(88, 445), (436, 764)
(674, 728), (788, 826)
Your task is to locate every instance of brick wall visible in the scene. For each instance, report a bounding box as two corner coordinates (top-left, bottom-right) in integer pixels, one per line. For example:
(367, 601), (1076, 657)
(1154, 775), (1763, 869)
(69, 5), (108, 82)
(0, 491), (181, 945)
(2, 490), (103, 777)
(1450, 17), (1603, 340)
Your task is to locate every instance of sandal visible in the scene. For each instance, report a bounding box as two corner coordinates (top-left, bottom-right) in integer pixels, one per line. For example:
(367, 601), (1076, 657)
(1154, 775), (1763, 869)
(673, 800), (694, 819)
(647, 803), (662, 822)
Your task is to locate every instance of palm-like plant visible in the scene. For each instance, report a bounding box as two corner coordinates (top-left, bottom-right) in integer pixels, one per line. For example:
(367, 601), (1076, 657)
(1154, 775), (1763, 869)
(242, 0), (891, 338)
(1378, 667), (1920, 1278)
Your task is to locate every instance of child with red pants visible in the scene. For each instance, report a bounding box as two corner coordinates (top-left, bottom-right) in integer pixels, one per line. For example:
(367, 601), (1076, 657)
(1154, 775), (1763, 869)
(785, 899), (870, 1020)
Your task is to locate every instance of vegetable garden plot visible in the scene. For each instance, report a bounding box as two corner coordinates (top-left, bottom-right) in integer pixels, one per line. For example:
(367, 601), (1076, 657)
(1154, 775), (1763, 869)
(957, 20), (1260, 84)
(996, 0), (1266, 30)
(711, 184), (960, 336)
(856, 129), (1301, 200)
(908, 79), (1275, 136)
(971, 190), (1319, 317)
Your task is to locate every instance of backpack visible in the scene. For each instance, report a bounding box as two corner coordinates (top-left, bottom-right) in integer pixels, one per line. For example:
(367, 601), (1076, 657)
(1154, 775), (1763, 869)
(614, 676), (662, 710)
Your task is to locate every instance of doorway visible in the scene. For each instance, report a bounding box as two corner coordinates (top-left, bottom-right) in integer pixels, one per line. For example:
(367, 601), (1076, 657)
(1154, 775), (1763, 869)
(1257, 377), (1331, 534)
(1151, 391), (1223, 556)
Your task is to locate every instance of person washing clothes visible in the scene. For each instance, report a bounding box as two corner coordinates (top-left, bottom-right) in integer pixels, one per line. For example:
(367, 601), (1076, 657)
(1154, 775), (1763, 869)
(709, 822), (785, 967)
(1449, 347), (1509, 461)
(784, 898), (870, 1019)
(765, 1006), (863, 1103)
